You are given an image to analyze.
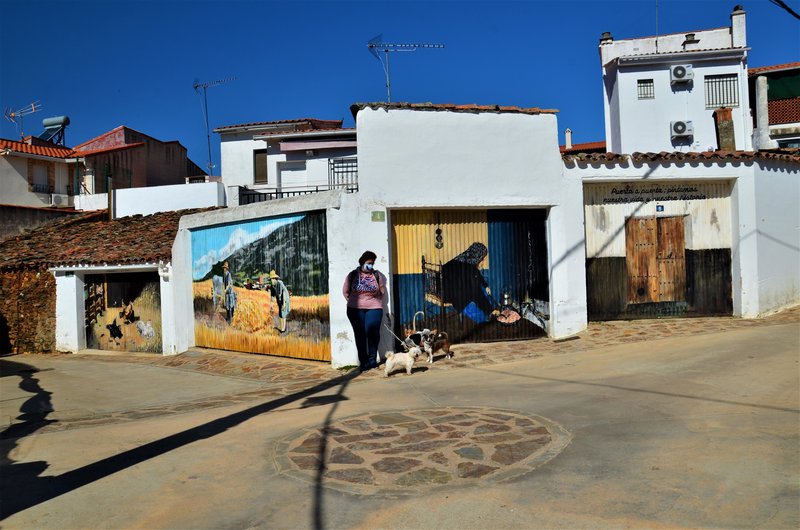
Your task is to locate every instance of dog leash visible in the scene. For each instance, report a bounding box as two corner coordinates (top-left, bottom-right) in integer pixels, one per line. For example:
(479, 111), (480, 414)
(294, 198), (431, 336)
(383, 322), (411, 351)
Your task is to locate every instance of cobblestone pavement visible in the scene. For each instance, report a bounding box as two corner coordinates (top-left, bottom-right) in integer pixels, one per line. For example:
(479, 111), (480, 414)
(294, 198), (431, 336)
(274, 407), (570, 496)
(9, 305), (799, 438)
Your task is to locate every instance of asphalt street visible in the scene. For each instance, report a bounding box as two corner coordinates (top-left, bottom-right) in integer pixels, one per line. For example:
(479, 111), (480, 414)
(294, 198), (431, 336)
(1, 315), (798, 529)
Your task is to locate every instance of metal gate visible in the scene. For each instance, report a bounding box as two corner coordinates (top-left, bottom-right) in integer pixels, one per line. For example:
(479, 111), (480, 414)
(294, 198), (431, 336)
(391, 209), (549, 344)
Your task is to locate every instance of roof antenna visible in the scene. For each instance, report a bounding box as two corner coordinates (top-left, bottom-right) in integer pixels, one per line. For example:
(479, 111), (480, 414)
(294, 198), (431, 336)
(367, 35), (445, 102)
(193, 77), (235, 175)
(3, 101), (42, 140)
(655, 0), (660, 53)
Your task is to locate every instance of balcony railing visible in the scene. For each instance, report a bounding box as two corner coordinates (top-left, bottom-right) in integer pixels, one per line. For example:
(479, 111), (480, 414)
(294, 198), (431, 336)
(238, 156), (358, 205)
(30, 183), (53, 194)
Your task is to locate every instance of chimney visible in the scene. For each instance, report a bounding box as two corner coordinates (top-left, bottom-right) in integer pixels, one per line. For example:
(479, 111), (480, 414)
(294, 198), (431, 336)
(565, 128), (573, 149)
(599, 31), (613, 45)
(713, 107), (736, 151)
(731, 5), (746, 48)
(754, 76), (778, 149)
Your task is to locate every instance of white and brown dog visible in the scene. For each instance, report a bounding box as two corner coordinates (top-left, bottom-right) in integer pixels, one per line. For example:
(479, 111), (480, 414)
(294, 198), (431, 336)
(404, 329), (452, 364)
(384, 346), (421, 377)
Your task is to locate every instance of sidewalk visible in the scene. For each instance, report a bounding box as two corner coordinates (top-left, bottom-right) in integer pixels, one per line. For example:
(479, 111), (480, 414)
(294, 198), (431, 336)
(75, 304), (800, 383)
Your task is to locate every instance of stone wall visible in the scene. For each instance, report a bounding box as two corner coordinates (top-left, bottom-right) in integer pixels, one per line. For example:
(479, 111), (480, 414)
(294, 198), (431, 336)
(0, 268), (57, 354)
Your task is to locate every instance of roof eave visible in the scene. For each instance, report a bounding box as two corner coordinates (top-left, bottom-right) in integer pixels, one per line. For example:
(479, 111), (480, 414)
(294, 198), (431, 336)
(615, 47), (749, 67)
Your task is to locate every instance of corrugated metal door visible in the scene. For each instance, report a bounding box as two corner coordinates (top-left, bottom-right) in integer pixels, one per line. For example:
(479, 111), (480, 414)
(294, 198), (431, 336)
(656, 216), (686, 302)
(391, 209), (549, 344)
(626, 216), (686, 305)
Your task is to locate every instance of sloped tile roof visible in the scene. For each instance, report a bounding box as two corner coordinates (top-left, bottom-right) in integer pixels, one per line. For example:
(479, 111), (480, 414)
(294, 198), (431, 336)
(0, 138), (75, 159)
(748, 62), (800, 76)
(351, 102), (558, 117)
(560, 141), (607, 154)
(562, 149), (800, 165)
(0, 208), (214, 271)
(214, 118), (343, 132)
(73, 142), (145, 156)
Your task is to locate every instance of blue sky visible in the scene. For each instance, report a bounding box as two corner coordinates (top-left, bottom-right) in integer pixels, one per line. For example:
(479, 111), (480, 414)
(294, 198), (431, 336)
(1, 0), (797, 172)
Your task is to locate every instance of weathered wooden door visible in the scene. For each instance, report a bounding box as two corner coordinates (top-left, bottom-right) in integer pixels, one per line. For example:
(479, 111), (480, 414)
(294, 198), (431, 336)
(625, 216), (686, 304)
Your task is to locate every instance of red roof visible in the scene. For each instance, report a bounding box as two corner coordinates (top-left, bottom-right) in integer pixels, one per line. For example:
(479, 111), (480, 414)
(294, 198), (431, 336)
(351, 102), (558, 117)
(74, 142), (145, 157)
(0, 208), (214, 271)
(748, 62), (800, 77)
(560, 141), (606, 154)
(214, 118), (343, 132)
(0, 138), (75, 159)
(563, 149), (800, 165)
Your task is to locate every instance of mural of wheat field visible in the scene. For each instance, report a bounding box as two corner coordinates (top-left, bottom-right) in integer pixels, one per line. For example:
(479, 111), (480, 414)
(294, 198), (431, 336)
(193, 281), (330, 360)
(190, 211), (331, 361)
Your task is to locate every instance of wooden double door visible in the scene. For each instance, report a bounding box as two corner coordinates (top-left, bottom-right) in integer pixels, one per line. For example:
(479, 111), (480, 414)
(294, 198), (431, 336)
(625, 216), (686, 304)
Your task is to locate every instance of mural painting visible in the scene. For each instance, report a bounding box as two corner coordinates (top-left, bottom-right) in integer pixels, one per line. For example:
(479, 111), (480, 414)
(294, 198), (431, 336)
(392, 209), (550, 344)
(85, 272), (162, 353)
(191, 211), (330, 361)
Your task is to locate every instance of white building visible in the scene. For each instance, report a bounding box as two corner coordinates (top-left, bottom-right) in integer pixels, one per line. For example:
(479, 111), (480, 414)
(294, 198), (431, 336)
(600, 5), (751, 153)
(214, 118), (356, 206)
(171, 102), (588, 368)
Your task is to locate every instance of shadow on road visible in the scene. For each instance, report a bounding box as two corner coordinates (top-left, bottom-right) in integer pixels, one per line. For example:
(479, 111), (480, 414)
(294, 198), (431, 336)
(0, 362), (361, 526)
(470, 365), (800, 414)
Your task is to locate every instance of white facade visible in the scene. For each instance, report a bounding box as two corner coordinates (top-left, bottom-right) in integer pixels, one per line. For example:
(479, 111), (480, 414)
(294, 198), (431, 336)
(600, 7), (752, 153)
(565, 154), (800, 318)
(170, 105), (589, 367)
(0, 152), (74, 208)
(215, 121), (356, 206)
(74, 181), (226, 216)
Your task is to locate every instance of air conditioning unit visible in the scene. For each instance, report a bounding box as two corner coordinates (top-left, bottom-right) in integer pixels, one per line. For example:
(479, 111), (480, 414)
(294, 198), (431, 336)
(49, 193), (71, 207)
(670, 120), (694, 138)
(670, 64), (694, 84)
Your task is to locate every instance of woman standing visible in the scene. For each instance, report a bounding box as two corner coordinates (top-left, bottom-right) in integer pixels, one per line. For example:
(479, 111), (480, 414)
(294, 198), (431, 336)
(343, 251), (386, 372)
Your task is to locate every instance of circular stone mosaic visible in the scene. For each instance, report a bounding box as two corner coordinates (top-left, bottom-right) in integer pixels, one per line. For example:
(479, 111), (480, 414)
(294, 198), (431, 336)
(272, 407), (571, 496)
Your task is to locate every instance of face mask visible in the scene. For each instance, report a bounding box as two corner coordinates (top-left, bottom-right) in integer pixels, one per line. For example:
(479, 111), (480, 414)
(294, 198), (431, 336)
(362, 263), (374, 272)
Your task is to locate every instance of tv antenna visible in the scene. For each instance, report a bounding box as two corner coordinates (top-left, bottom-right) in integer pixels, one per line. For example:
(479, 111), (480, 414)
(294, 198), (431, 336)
(3, 101), (42, 140)
(193, 76), (235, 175)
(367, 35), (444, 102)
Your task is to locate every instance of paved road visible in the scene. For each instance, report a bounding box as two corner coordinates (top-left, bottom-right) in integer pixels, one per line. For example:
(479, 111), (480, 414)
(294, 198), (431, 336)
(1, 316), (798, 529)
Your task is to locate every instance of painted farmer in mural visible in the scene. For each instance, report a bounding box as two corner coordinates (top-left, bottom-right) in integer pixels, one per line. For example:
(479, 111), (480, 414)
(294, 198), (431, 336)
(266, 270), (290, 333)
(343, 251), (387, 372)
(222, 261), (237, 324)
(441, 242), (498, 323)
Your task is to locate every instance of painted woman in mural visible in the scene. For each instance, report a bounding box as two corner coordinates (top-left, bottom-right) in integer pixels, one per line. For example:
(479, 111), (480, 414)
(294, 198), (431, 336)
(441, 242), (498, 323)
(222, 261), (237, 324)
(266, 270), (290, 333)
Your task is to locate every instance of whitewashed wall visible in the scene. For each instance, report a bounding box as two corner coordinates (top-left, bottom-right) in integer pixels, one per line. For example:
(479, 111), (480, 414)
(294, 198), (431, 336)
(753, 160), (800, 314)
(75, 182), (225, 216)
(566, 157), (800, 317)
(356, 107), (587, 339)
(613, 61), (751, 153)
(0, 156), (52, 207)
(219, 131), (262, 189)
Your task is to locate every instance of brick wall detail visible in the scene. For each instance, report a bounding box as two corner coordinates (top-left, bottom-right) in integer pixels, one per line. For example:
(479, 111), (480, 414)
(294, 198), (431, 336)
(0, 269), (57, 354)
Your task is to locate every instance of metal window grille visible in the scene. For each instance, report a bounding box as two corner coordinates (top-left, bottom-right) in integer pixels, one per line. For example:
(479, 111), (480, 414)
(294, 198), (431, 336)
(637, 79), (655, 99)
(704, 74), (739, 109)
(328, 156), (358, 191)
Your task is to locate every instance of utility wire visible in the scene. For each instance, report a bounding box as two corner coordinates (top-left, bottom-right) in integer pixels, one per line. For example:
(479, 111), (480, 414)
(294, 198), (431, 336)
(768, 0), (800, 20)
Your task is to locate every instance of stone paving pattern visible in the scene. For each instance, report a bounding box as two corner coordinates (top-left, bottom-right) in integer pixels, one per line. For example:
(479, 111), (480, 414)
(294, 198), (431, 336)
(273, 407), (570, 495)
(8, 306), (799, 436)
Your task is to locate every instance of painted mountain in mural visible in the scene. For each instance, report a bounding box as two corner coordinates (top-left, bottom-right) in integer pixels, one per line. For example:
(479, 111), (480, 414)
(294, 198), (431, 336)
(201, 212), (328, 296)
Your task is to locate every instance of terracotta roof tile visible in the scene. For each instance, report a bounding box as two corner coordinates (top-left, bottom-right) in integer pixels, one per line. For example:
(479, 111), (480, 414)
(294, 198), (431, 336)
(350, 102), (558, 117)
(74, 142), (145, 156)
(563, 149), (800, 165)
(560, 141), (606, 154)
(214, 118), (343, 132)
(748, 62), (800, 76)
(0, 208), (216, 271)
(0, 138), (75, 159)
(767, 97), (800, 125)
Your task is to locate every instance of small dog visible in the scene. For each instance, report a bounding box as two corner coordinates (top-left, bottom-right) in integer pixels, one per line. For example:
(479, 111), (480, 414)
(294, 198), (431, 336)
(384, 346), (421, 377)
(405, 329), (452, 363)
